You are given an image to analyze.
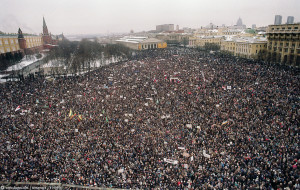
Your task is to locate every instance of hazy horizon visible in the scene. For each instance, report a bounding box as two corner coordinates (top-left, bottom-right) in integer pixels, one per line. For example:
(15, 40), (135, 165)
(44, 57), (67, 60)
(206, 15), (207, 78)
(0, 0), (299, 35)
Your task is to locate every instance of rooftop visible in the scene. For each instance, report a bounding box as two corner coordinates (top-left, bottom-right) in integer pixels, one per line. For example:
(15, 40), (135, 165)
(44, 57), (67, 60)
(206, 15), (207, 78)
(116, 36), (162, 44)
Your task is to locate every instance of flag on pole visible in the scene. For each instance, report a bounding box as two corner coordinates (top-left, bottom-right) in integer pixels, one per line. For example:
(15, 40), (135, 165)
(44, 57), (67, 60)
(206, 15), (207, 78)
(69, 109), (73, 118)
(15, 105), (21, 112)
(70, 114), (76, 119)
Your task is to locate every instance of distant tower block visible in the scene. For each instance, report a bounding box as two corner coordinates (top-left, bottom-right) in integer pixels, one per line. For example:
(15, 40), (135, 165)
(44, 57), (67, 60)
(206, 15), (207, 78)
(237, 17), (243, 26)
(287, 16), (294, 24)
(274, 15), (282, 25)
(176, 25), (179, 31)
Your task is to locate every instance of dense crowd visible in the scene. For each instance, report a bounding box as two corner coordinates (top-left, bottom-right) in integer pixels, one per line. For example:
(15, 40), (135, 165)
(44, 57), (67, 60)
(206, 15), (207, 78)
(0, 48), (299, 189)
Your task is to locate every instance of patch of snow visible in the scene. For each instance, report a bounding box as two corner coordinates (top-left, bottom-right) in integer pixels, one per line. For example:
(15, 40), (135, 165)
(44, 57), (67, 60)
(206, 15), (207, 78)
(6, 54), (45, 71)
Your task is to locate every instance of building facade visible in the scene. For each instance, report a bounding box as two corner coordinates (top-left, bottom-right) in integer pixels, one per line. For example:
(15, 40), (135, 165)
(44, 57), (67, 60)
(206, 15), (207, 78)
(274, 15), (282, 25)
(156, 33), (191, 45)
(156, 24), (174, 32)
(287, 16), (294, 24)
(235, 38), (267, 59)
(116, 36), (167, 50)
(266, 24), (300, 67)
(221, 37), (267, 59)
(0, 17), (59, 56)
(196, 36), (224, 47)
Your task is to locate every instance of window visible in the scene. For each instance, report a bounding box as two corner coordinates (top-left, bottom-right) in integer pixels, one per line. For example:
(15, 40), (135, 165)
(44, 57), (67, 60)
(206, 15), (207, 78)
(256, 50), (257, 53)
(10, 39), (14, 44)
(5, 40), (8, 44)
(285, 48), (288, 52)
(0, 41), (2, 45)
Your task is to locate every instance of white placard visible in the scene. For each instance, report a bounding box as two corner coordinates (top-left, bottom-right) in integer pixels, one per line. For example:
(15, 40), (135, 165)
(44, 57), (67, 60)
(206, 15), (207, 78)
(163, 158), (178, 165)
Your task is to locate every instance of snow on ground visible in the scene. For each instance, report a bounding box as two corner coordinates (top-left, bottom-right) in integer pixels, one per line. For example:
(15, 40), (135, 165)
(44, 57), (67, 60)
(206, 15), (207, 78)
(5, 54), (45, 72)
(42, 59), (65, 68)
(0, 74), (10, 83)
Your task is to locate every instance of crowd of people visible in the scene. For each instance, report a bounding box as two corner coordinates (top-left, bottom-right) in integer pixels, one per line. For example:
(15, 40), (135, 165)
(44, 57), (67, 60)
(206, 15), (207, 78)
(0, 48), (299, 189)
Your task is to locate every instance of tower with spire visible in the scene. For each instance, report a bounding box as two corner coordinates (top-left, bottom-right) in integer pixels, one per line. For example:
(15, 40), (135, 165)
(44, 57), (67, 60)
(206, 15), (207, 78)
(237, 17), (243, 26)
(43, 17), (49, 35)
(42, 17), (52, 46)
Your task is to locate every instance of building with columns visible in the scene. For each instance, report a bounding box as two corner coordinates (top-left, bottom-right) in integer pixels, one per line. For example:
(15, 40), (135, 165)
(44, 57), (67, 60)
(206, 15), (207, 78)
(116, 36), (167, 50)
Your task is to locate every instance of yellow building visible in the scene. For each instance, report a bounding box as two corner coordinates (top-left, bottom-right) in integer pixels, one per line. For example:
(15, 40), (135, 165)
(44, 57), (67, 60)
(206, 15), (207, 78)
(221, 37), (267, 59)
(234, 38), (267, 59)
(266, 24), (300, 67)
(156, 33), (191, 45)
(0, 35), (43, 55)
(0, 37), (20, 54)
(220, 38), (236, 55)
(196, 36), (224, 47)
(25, 36), (43, 49)
(188, 36), (197, 48)
(116, 36), (167, 50)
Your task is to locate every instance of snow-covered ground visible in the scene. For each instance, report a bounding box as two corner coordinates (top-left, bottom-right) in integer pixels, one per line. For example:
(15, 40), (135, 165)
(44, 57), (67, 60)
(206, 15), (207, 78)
(5, 54), (45, 72)
(43, 56), (124, 69)
(0, 55), (126, 83)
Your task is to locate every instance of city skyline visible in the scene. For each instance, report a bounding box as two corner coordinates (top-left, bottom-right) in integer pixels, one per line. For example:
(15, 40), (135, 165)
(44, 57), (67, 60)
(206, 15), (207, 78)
(0, 0), (300, 35)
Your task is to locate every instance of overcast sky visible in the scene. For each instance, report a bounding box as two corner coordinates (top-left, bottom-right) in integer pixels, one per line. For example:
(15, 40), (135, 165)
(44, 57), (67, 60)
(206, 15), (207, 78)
(0, 0), (299, 35)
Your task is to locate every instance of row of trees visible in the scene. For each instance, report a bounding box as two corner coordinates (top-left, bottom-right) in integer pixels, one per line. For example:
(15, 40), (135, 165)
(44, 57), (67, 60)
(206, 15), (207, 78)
(0, 51), (24, 71)
(195, 43), (221, 52)
(44, 39), (132, 75)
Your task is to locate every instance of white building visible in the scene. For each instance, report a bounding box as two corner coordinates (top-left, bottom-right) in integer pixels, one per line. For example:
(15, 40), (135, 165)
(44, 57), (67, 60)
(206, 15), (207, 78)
(116, 36), (167, 50)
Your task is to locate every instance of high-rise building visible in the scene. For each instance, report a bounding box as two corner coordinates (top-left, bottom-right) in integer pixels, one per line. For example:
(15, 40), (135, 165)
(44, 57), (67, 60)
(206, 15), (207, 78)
(237, 17), (243, 26)
(274, 15), (282, 25)
(287, 16), (294, 24)
(176, 25), (179, 31)
(229, 17), (246, 29)
(252, 24), (256, 29)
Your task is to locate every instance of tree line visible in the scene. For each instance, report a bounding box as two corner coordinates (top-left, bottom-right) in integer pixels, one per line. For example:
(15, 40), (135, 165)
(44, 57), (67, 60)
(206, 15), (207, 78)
(44, 38), (132, 75)
(0, 52), (24, 71)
